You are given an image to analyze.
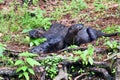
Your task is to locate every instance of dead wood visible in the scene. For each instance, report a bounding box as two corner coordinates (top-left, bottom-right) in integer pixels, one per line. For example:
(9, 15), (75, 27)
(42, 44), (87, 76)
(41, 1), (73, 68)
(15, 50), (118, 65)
(53, 65), (68, 80)
(74, 72), (89, 80)
(113, 58), (120, 80)
(0, 67), (16, 76)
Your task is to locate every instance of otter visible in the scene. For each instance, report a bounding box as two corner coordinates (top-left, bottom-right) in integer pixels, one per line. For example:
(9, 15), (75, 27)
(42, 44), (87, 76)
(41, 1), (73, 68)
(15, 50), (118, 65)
(29, 23), (120, 54)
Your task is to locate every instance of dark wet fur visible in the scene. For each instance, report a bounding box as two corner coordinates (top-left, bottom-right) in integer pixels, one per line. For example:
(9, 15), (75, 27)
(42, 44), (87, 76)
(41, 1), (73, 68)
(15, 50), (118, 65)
(29, 23), (120, 54)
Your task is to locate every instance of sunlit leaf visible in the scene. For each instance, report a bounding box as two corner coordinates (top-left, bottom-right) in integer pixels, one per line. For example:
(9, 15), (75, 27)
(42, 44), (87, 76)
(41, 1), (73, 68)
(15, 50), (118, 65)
(19, 52), (38, 57)
(18, 73), (23, 78)
(23, 72), (29, 80)
(88, 57), (94, 65)
(0, 43), (5, 56)
(15, 60), (24, 65)
(16, 66), (28, 72)
(28, 68), (35, 75)
(26, 58), (41, 67)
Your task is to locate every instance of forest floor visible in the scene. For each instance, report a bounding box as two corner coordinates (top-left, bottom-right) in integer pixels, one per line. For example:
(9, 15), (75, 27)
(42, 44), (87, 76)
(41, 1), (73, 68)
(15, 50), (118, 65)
(0, 0), (120, 80)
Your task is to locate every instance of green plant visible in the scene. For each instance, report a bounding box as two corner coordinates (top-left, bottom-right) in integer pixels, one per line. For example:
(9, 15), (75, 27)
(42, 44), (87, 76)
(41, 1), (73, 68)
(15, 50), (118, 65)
(30, 38), (47, 47)
(72, 45), (94, 65)
(68, 45), (78, 48)
(39, 55), (63, 79)
(0, 3), (52, 43)
(112, 68), (116, 73)
(104, 40), (119, 49)
(20, 8), (52, 30)
(103, 25), (120, 33)
(108, 0), (120, 3)
(0, 43), (6, 56)
(1, 56), (14, 67)
(0, 0), (4, 3)
(51, 0), (87, 20)
(15, 52), (40, 80)
(78, 69), (85, 73)
(94, 0), (107, 12)
(0, 43), (14, 67)
(23, 0), (39, 5)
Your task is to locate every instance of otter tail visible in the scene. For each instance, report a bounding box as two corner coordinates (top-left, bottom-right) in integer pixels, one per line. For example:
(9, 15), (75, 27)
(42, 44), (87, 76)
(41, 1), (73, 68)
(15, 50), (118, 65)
(102, 32), (120, 37)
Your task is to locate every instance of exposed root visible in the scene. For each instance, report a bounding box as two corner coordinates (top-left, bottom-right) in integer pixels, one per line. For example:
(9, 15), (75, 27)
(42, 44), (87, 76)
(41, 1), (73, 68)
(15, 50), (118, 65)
(54, 64), (68, 80)
(74, 72), (89, 80)
(89, 67), (114, 80)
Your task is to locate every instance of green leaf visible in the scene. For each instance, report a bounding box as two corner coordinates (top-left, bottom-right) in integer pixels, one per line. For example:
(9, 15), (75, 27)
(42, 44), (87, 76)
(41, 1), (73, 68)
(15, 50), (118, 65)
(88, 45), (94, 56)
(19, 73), (23, 78)
(0, 43), (5, 56)
(26, 58), (41, 67)
(16, 68), (22, 73)
(22, 29), (32, 33)
(88, 57), (94, 65)
(23, 72), (29, 80)
(21, 66), (28, 72)
(34, 40), (40, 46)
(19, 52), (38, 57)
(30, 42), (34, 47)
(73, 50), (82, 55)
(68, 45), (78, 48)
(28, 68), (35, 75)
(74, 56), (80, 62)
(15, 60), (24, 65)
(16, 66), (28, 73)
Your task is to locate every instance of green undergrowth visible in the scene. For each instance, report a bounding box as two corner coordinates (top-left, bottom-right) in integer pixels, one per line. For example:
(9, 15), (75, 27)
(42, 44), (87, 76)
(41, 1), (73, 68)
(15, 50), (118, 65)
(0, 2), (52, 44)
(0, 41), (120, 79)
(103, 25), (120, 33)
(50, 0), (87, 20)
(0, 42), (95, 79)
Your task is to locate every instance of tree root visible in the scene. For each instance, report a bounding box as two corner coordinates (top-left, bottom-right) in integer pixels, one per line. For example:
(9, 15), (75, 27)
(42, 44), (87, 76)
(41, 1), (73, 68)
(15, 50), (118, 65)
(0, 67), (16, 77)
(74, 72), (89, 80)
(54, 65), (68, 80)
(89, 67), (114, 80)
